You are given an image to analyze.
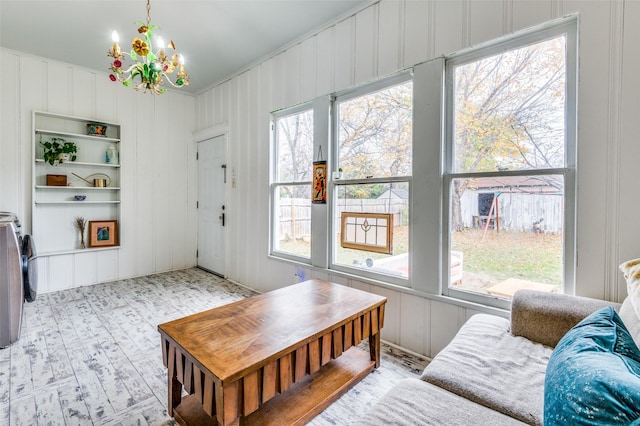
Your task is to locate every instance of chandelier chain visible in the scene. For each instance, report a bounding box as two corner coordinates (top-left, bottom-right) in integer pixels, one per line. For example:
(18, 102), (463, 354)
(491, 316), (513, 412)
(146, 0), (151, 26)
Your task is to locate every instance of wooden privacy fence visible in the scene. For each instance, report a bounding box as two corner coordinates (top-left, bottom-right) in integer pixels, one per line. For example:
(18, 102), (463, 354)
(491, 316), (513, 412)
(279, 192), (560, 241)
(278, 198), (312, 241)
(278, 198), (408, 241)
(460, 190), (563, 233)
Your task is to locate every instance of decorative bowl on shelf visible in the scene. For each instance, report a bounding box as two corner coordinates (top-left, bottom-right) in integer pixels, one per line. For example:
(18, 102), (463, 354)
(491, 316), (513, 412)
(87, 122), (108, 137)
(74, 195), (86, 201)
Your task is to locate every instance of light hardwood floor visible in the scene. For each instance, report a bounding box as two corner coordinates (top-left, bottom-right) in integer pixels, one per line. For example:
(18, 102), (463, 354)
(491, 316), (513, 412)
(0, 268), (428, 425)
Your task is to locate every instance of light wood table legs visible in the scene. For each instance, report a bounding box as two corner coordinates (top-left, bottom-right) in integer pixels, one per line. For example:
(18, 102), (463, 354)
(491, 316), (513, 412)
(160, 292), (386, 426)
(165, 333), (383, 426)
(167, 345), (182, 417)
(369, 331), (381, 368)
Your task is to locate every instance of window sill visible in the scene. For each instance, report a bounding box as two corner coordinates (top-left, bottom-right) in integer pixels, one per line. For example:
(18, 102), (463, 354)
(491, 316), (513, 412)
(267, 254), (510, 318)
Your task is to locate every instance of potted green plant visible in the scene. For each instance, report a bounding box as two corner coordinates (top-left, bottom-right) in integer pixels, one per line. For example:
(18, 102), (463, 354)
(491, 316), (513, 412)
(40, 138), (78, 165)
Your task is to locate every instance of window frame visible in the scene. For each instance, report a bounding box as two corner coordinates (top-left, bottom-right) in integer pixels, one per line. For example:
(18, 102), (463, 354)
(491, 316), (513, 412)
(268, 73), (414, 284)
(330, 72), (413, 286)
(269, 102), (315, 263)
(266, 17), (577, 308)
(441, 18), (578, 308)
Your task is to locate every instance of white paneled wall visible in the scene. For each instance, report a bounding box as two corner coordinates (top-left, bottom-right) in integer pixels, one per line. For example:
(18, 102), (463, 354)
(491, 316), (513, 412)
(194, 0), (640, 358)
(0, 50), (197, 293)
(2, 0), (640, 359)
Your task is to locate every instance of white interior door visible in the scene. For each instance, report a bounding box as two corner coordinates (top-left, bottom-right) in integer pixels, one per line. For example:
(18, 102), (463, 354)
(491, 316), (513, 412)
(197, 135), (226, 276)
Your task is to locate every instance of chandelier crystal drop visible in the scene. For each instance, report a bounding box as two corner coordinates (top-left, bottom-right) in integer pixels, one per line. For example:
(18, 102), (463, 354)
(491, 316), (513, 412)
(107, 0), (189, 94)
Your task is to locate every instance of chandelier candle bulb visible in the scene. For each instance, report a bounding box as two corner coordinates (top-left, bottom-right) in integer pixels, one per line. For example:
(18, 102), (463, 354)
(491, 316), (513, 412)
(111, 31), (121, 56)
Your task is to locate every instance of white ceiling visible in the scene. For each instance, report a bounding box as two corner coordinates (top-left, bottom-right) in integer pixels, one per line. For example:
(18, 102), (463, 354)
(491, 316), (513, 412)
(0, 0), (372, 95)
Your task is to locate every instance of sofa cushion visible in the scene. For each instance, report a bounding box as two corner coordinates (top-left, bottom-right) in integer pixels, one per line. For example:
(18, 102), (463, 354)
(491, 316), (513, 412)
(621, 298), (640, 349)
(620, 258), (640, 347)
(353, 378), (528, 426)
(544, 306), (640, 425)
(421, 313), (551, 425)
(511, 289), (620, 348)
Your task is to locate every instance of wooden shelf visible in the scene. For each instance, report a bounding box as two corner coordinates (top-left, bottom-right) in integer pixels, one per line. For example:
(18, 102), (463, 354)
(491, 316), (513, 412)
(35, 186), (120, 190)
(39, 246), (121, 257)
(172, 349), (375, 426)
(35, 159), (120, 168)
(34, 201), (121, 205)
(35, 128), (120, 143)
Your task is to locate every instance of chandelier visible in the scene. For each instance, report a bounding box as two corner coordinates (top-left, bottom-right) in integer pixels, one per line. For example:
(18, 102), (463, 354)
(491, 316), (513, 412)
(107, 0), (189, 94)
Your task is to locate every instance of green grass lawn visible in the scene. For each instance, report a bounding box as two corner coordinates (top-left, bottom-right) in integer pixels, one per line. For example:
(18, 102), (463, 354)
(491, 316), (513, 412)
(452, 228), (563, 287)
(278, 226), (409, 265)
(278, 226), (563, 290)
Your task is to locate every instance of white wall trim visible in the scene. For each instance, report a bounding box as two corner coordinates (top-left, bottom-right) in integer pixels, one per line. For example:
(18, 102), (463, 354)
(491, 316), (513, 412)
(605, 0), (624, 302)
(193, 123), (229, 143)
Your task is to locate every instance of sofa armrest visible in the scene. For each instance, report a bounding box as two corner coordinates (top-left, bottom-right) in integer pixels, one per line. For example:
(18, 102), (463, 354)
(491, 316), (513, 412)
(510, 290), (621, 348)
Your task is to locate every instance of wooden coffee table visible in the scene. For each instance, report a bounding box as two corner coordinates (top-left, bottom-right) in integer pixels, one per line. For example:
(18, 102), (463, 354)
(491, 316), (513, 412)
(157, 279), (387, 426)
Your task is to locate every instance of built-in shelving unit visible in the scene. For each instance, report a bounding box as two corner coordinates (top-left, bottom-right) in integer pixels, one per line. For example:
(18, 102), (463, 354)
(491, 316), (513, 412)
(32, 111), (121, 254)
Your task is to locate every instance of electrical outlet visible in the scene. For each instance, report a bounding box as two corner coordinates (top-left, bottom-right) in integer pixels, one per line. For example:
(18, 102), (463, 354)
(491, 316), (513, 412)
(294, 268), (306, 282)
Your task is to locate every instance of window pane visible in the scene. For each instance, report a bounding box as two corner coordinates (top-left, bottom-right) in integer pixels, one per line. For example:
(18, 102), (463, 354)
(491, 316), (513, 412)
(334, 182), (409, 278)
(337, 81), (412, 179)
(274, 185), (311, 258)
(448, 175), (564, 298)
(452, 36), (566, 173)
(277, 110), (313, 182)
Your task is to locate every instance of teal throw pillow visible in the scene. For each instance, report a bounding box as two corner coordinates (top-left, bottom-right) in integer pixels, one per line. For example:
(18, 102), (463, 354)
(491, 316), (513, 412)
(544, 306), (640, 425)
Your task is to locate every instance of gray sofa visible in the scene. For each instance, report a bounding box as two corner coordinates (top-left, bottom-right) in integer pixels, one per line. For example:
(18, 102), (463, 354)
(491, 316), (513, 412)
(356, 261), (640, 425)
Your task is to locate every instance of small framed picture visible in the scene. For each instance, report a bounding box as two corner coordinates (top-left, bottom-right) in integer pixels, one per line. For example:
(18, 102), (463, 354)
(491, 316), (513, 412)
(312, 161), (327, 204)
(88, 220), (118, 248)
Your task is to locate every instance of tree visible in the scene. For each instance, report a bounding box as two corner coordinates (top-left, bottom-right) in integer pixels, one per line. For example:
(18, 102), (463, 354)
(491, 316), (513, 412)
(277, 82), (413, 200)
(451, 36), (566, 231)
(277, 109), (313, 198)
(338, 81), (413, 182)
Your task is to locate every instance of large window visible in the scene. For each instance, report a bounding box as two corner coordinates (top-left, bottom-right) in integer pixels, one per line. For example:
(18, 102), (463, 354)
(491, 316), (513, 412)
(443, 20), (576, 304)
(270, 106), (314, 260)
(332, 77), (413, 281)
(269, 75), (412, 281)
(268, 18), (576, 307)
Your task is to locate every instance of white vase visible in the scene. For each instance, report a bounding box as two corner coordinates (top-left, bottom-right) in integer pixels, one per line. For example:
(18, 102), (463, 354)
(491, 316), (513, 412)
(106, 144), (119, 165)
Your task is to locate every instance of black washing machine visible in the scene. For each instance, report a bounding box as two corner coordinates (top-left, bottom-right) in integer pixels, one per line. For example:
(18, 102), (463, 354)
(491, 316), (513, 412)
(0, 212), (37, 348)
(22, 234), (37, 303)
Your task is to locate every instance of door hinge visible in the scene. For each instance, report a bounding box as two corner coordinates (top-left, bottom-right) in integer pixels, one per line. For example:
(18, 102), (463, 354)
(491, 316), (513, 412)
(196, 201), (199, 208)
(196, 249), (199, 258)
(196, 152), (199, 160)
